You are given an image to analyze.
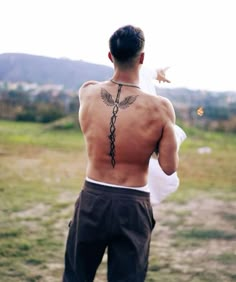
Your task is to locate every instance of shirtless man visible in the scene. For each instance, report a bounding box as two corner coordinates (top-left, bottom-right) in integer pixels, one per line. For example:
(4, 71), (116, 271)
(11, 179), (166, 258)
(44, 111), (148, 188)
(63, 24), (179, 282)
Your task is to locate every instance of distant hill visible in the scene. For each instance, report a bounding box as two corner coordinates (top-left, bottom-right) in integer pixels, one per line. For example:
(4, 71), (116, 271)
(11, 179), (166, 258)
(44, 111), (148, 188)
(0, 53), (113, 89)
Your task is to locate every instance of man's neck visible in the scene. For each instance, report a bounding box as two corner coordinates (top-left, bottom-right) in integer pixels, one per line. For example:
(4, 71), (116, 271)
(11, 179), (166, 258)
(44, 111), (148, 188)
(110, 79), (140, 89)
(112, 69), (140, 86)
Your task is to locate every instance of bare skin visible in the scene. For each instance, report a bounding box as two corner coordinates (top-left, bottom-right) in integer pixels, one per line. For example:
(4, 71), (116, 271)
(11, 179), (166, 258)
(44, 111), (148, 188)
(156, 67), (171, 83)
(78, 52), (178, 187)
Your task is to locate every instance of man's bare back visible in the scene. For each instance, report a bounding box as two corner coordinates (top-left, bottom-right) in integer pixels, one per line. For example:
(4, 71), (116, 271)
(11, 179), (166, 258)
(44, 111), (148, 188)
(79, 79), (178, 187)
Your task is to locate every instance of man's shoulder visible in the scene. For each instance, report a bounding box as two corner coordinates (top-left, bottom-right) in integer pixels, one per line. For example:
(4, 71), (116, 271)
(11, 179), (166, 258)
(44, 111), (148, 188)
(81, 80), (100, 89)
(78, 80), (105, 99)
(142, 93), (175, 121)
(142, 91), (173, 106)
(156, 95), (173, 106)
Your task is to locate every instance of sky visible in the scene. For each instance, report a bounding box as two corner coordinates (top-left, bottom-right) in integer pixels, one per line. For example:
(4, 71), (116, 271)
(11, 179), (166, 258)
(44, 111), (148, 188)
(0, 0), (235, 92)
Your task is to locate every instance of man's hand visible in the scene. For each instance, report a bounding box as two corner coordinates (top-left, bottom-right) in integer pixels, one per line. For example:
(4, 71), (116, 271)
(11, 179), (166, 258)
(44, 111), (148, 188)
(156, 67), (171, 83)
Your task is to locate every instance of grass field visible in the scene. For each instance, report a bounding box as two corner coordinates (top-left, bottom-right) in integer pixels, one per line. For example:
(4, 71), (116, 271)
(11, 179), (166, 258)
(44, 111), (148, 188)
(0, 120), (236, 282)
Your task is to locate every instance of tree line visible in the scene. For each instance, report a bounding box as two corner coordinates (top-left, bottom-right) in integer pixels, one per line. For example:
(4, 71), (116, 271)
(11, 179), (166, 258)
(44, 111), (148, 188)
(0, 87), (78, 123)
(1, 86), (236, 132)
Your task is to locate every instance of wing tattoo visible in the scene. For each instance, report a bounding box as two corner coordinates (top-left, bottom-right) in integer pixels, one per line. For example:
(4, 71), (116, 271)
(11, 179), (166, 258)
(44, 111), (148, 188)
(101, 88), (115, 106)
(119, 96), (138, 109)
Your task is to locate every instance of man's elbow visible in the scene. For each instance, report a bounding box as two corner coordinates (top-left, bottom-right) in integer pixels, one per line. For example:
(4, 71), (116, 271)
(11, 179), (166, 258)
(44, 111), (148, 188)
(162, 167), (177, 176)
(160, 157), (179, 176)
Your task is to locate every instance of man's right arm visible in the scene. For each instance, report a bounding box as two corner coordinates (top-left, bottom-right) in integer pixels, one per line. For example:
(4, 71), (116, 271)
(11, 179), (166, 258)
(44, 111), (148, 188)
(157, 98), (179, 175)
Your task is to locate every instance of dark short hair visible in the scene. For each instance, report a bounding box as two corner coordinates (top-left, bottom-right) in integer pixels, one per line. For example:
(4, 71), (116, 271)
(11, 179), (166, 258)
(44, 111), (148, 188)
(109, 25), (145, 64)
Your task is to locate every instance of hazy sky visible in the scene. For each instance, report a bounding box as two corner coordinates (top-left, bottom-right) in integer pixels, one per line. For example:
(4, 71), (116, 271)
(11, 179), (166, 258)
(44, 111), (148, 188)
(0, 0), (235, 91)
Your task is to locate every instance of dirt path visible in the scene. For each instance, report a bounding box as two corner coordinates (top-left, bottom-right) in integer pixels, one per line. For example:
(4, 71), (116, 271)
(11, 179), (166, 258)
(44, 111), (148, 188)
(147, 196), (236, 282)
(93, 195), (236, 282)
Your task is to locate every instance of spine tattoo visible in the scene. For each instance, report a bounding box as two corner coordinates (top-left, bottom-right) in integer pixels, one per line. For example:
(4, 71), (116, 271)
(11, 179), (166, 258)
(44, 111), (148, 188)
(101, 86), (138, 167)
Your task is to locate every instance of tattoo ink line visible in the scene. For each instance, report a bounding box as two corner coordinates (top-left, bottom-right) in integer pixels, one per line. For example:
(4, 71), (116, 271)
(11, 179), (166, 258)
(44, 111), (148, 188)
(101, 82), (139, 167)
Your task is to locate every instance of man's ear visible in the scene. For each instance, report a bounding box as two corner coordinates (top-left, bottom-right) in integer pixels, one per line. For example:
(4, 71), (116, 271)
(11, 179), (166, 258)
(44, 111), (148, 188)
(139, 52), (145, 64)
(108, 52), (113, 62)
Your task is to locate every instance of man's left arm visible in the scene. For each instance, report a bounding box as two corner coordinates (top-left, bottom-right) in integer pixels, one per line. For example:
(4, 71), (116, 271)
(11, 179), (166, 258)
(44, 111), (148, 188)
(78, 80), (100, 102)
(156, 67), (171, 83)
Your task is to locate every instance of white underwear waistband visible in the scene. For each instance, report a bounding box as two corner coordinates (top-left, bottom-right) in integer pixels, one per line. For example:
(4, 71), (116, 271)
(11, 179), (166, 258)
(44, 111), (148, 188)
(86, 177), (150, 193)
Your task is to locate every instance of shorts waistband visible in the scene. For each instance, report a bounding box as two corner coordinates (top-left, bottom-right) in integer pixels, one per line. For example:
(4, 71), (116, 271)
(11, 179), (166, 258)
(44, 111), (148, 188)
(86, 177), (149, 192)
(83, 180), (150, 200)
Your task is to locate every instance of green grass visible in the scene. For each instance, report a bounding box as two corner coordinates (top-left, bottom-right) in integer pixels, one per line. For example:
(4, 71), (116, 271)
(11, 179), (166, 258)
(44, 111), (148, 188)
(0, 119), (84, 150)
(1, 120), (236, 282)
(177, 228), (236, 240)
(174, 125), (236, 200)
(215, 253), (236, 265)
(0, 120), (86, 281)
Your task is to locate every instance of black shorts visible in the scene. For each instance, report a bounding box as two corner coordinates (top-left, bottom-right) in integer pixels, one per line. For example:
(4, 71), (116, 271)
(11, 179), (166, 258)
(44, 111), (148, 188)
(63, 180), (156, 282)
